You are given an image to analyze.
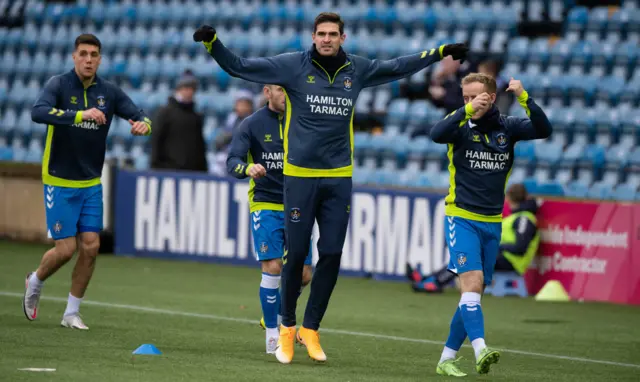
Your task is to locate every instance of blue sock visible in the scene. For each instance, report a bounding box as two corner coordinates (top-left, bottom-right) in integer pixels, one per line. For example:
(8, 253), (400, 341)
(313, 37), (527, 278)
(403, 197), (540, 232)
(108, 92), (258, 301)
(445, 307), (467, 351)
(440, 307), (467, 362)
(260, 273), (281, 329)
(459, 292), (487, 358)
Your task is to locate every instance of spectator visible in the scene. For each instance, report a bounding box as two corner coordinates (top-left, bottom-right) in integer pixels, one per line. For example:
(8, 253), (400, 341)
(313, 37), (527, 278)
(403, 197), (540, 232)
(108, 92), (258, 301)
(409, 57), (472, 138)
(426, 56), (472, 114)
(210, 89), (255, 176)
(150, 70), (207, 172)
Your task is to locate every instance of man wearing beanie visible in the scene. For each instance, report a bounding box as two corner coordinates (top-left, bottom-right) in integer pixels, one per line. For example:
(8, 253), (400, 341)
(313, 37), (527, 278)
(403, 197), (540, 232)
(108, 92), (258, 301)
(150, 70), (207, 172)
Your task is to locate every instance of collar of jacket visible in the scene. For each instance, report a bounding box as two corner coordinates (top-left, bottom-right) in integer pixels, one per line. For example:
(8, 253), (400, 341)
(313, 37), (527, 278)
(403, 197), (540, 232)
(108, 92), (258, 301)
(169, 96), (195, 110)
(471, 104), (501, 134)
(308, 44), (349, 76)
(68, 68), (99, 89)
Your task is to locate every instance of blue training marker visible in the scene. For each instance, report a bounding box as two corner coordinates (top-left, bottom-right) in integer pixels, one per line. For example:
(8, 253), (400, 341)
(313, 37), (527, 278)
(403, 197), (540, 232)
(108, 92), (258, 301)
(132, 344), (162, 355)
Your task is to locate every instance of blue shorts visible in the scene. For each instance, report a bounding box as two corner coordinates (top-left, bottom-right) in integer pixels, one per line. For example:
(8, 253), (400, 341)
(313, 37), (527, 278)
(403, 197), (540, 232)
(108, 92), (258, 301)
(445, 216), (501, 286)
(251, 210), (312, 265)
(44, 184), (103, 240)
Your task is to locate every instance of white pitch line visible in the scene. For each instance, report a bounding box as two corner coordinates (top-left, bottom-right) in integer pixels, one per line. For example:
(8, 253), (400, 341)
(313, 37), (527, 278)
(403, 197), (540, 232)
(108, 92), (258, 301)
(1, 291), (638, 370)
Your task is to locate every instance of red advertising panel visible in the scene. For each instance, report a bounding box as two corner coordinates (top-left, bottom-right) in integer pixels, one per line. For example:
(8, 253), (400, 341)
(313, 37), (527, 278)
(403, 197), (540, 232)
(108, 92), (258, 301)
(526, 200), (634, 304)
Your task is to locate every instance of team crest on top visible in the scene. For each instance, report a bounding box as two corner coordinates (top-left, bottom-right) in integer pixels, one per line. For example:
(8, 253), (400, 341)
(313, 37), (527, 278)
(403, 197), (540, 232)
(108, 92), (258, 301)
(495, 132), (508, 149)
(343, 77), (352, 91)
(97, 95), (106, 109)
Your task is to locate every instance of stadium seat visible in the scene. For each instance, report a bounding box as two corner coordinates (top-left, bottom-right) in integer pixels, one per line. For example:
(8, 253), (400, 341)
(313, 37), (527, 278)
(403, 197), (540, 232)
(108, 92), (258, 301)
(567, 6), (589, 33)
(353, 168), (372, 185)
(371, 169), (399, 187)
(507, 165), (527, 185)
(587, 181), (614, 200)
(606, 144), (630, 167)
(587, 7), (610, 34)
(535, 141), (562, 165)
(565, 181), (589, 198)
(386, 98), (409, 125)
(522, 178), (537, 194)
(611, 184), (637, 202)
(559, 143), (583, 167)
(581, 144), (606, 169)
(601, 169), (622, 186)
(536, 180), (565, 196)
(0, 137), (13, 161)
(576, 167), (595, 186)
(507, 37), (529, 64)
(554, 165), (574, 186)
(0, 0), (637, 202)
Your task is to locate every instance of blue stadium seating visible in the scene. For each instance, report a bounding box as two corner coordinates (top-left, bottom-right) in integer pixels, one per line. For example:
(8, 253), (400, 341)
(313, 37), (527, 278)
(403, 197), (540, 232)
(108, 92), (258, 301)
(0, 0), (638, 201)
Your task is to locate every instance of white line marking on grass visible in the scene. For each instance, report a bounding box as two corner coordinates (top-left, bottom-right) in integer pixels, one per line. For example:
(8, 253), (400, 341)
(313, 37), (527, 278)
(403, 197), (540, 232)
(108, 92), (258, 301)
(2, 291), (638, 369)
(18, 368), (56, 372)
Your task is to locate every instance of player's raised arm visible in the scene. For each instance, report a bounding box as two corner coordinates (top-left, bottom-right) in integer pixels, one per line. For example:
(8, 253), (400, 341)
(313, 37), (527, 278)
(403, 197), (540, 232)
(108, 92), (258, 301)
(193, 25), (298, 87)
(504, 78), (552, 141)
(31, 76), (87, 125)
(430, 104), (474, 144)
(359, 44), (469, 88)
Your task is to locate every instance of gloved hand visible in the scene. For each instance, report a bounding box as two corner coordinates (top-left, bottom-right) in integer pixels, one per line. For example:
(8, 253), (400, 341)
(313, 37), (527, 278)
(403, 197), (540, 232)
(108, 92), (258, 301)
(193, 25), (217, 43)
(442, 43), (469, 62)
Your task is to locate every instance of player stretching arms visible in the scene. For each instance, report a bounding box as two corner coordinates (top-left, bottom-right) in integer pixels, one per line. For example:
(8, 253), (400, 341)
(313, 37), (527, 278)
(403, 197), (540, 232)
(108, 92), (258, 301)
(194, 12), (467, 364)
(430, 74), (552, 376)
(227, 84), (314, 354)
(23, 34), (151, 329)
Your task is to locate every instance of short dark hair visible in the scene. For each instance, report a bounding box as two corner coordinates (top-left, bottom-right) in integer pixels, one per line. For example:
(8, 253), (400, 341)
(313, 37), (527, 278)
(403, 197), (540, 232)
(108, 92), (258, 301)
(314, 12), (344, 35)
(74, 34), (101, 53)
(507, 184), (528, 204)
(461, 72), (497, 94)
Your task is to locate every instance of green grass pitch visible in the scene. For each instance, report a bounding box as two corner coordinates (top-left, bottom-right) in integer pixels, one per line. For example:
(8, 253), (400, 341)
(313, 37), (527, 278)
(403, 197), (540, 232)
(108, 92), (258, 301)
(0, 240), (638, 381)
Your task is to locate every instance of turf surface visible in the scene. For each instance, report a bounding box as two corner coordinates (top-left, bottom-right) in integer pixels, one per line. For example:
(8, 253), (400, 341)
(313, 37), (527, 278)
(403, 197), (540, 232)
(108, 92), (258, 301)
(1, 240), (638, 381)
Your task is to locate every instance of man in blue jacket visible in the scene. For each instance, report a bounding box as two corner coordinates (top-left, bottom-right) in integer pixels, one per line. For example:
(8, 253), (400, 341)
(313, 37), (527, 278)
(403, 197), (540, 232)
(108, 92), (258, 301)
(430, 73), (551, 377)
(226, 84), (314, 355)
(23, 34), (151, 330)
(194, 12), (468, 364)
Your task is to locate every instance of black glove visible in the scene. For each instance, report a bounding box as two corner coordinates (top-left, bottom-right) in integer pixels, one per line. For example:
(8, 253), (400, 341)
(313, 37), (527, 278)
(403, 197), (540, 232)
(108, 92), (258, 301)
(193, 25), (217, 43)
(442, 43), (469, 62)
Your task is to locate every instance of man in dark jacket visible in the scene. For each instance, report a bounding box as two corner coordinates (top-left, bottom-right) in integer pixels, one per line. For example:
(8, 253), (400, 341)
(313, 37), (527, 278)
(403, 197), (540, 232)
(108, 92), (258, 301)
(194, 13), (468, 364)
(151, 71), (207, 172)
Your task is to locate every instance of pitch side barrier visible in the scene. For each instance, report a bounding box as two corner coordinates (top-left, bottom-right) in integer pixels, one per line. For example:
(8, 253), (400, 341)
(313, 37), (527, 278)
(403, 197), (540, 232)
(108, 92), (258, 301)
(113, 168), (640, 305)
(113, 168), (450, 281)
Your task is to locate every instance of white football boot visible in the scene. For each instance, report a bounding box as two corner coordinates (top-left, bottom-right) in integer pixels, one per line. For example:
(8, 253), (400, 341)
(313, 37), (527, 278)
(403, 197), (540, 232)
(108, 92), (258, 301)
(61, 314), (89, 330)
(23, 272), (41, 321)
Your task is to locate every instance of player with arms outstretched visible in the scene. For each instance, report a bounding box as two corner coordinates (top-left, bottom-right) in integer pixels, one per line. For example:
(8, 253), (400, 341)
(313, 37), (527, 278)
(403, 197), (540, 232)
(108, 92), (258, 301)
(23, 34), (151, 329)
(194, 12), (468, 363)
(227, 84), (313, 354)
(430, 73), (552, 376)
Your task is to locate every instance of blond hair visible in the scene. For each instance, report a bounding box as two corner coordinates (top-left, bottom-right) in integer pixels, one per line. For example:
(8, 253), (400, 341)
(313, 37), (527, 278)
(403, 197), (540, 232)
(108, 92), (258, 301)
(461, 73), (497, 94)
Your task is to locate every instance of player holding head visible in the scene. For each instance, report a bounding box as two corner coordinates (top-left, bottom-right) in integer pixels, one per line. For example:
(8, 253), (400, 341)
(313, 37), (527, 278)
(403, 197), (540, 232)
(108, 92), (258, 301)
(195, 12), (468, 364)
(227, 84), (313, 354)
(23, 34), (151, 329)
(430, 73), (552, 376)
